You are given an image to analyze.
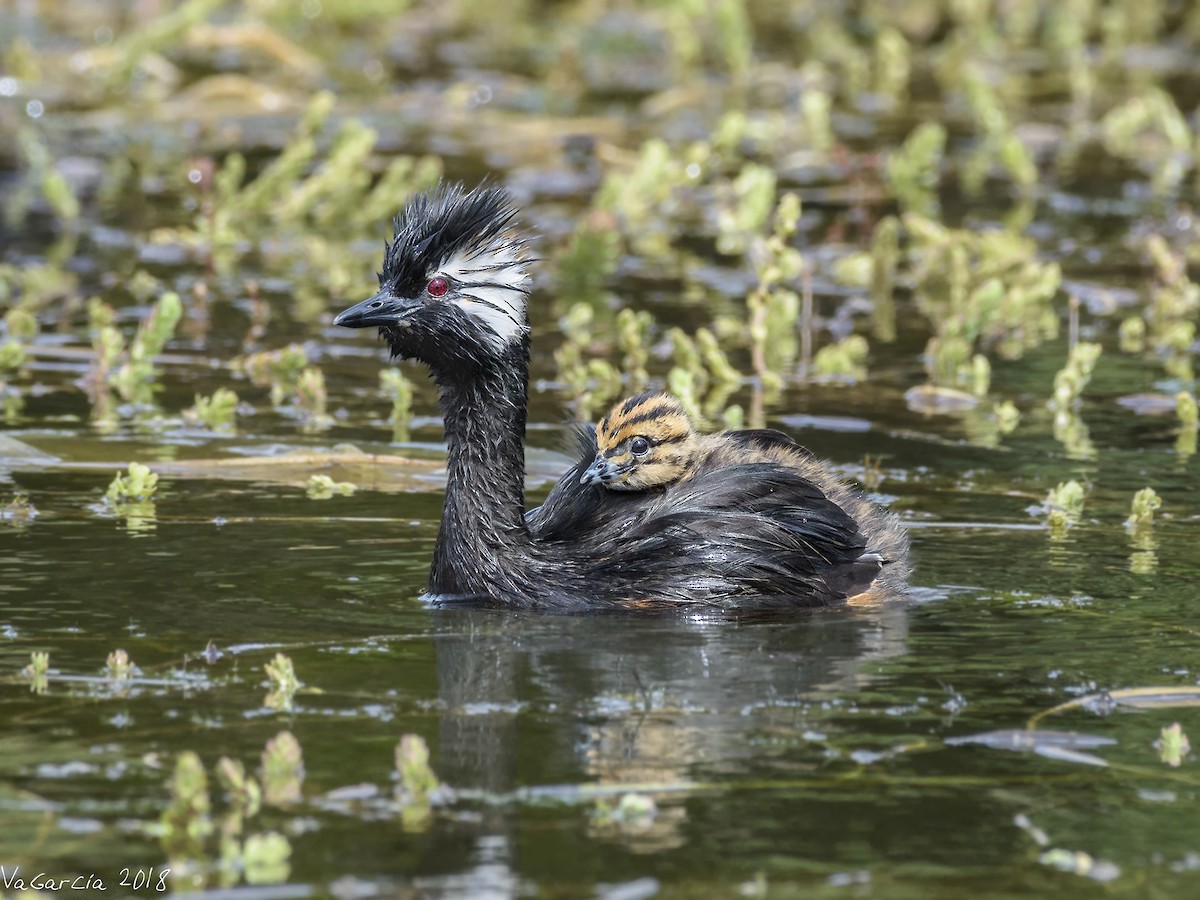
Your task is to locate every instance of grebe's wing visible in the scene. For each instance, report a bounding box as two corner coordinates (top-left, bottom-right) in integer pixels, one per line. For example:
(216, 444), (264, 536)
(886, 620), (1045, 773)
(579, 462), (880, 606)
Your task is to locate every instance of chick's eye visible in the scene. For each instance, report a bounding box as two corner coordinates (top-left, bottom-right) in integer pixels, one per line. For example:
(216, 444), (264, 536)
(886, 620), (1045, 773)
(630, 437), (650, 456)
(426, 277), (449, 297)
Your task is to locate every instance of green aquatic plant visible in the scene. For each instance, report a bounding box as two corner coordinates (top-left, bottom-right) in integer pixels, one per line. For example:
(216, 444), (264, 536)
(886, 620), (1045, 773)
(107, 462), (160, 504)
(242, 832), (292, 886)
(591, 792), (657, 832)
(261, 731), (304, 807)
(811, 335), (869, 384)
(873, 27), (911, 101)
(1178, 392), (1199, 429)
(263, 652), (301, 710)
(745, 193), (803, 391)
(1143, 235), (1199, 382)
(554, 303), (623, 420)
(1101, 88), (1193, 195)
(870, 216), (900, 342)
(954, 66), (1037, 198)
(156, 735), (296, 891)
(160, 751), (214, 863)
(1124, 488), (1162, 531)
(305, 474), (357, 500)
(189, 91), (439, 275)
(664, 0), (752, 84)
(717, 164), (777, 256)
(185, 387), (240, 432)
(904, 215), (1061, 392)
(105, 648), (137, 679)
(1043, 480), (1086, 531)
(2, 494), (38, 528)
(595, 139), (693, 255)
(719, 404), (745, 430)
(83, 0), (230, 89)
(395, 734), (440, 831)
(380, 368), (414, 442)
(396, 734), (439, 798)
(555, 216), (622, 309)
(1, 306), (35, 380)
(103, 463), (160, 533)
(1052, 342), (1102, 408)
(5, 128), (81, 226)
(885, 123), (946, 215)
(695, 328), (741, 387)
(1176, 391), (1198, 457)
(994, 400), (1021, 434)
(236, 344), (309, 407)
(667, 367), (705, 425)
(1155, 722), (1190, 768)
(1118, 315), (1146, 353)
(21, 651), (49, 694)
(294, 366), (331, 430)
(96, 291), (183, 408)
(216, 757), (262, 819)
(616, 308), (654, 391)
(669, 328), (706, 388)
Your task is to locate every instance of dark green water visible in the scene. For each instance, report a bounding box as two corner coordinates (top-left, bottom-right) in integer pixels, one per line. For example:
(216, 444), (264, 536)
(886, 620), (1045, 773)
(3, 332), (1198, 897)
(4, 3), (1200, 897)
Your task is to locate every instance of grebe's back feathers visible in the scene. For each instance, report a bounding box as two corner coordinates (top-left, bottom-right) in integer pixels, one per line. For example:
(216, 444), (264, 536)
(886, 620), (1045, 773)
(527, 428), (878, 606)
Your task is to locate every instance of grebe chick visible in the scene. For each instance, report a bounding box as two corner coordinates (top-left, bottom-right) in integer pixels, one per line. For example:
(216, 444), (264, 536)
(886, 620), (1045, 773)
(333, 183), (908, 612)
(581, 392), (701, 491)
(582, 391), (814, 490)
(581, 392), (907, 597)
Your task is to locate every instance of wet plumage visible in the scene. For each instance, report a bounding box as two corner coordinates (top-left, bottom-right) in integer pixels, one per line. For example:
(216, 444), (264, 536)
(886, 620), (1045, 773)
(333, 183), (909, 612)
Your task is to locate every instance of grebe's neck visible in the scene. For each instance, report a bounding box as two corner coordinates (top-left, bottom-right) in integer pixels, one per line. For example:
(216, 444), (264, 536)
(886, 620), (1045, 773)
(428, 338), (534, 599)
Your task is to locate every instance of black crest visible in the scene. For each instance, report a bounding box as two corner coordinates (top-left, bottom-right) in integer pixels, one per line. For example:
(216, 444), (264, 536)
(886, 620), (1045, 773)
(380, 182), (521, 296)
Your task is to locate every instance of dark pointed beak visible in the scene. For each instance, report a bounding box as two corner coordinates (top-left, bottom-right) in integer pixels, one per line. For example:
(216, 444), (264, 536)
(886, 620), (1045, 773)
(333, 290), (416, 329)
(580, 456), (617, 486)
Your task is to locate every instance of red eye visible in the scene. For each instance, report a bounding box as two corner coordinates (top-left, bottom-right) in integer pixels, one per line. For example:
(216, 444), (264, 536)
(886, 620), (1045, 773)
(427, 277), (449, 297)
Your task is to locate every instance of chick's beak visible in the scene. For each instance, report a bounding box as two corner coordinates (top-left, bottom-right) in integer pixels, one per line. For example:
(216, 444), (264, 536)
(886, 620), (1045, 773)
(333, 289), (417, 329)
(580, 455), (620, 486)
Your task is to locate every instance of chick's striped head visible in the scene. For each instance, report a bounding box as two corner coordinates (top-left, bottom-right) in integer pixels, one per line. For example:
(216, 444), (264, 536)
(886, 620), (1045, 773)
(581, 391), (700, 491)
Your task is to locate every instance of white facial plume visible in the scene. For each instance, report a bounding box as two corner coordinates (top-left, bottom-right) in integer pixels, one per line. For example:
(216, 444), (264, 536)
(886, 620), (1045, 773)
(437, 238), (530, 349)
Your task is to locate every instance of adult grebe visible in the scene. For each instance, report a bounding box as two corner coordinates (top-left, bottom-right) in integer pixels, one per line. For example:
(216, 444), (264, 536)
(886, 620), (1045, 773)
(333, 184), (908, 611)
